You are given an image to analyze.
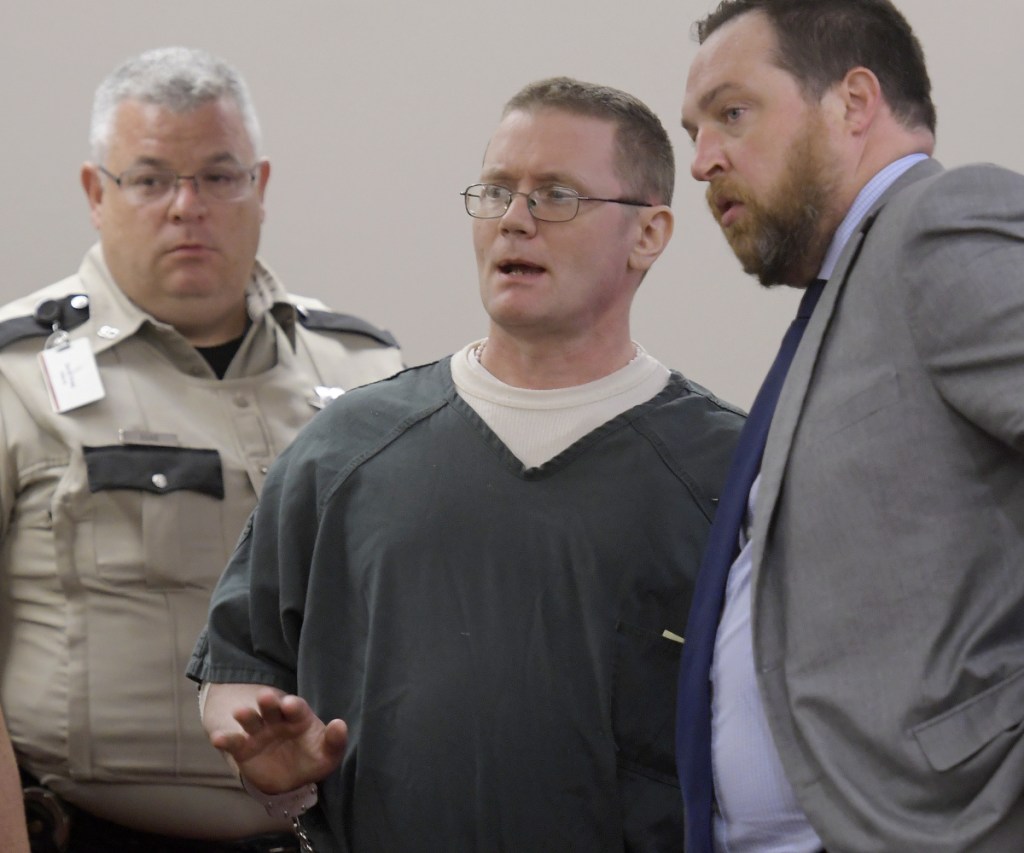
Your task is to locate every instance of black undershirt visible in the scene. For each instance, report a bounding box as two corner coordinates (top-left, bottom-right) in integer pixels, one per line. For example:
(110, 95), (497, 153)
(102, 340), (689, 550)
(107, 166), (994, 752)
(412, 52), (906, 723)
(195, 334), (245, 379)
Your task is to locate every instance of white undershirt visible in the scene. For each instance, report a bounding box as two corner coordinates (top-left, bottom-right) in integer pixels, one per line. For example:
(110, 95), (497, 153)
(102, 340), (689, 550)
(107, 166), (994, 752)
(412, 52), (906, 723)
(449, 339), (671, 468)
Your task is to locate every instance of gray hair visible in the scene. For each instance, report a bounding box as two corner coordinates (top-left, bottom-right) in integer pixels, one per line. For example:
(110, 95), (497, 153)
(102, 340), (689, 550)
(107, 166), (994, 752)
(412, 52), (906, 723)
(90, 46), (262, 161)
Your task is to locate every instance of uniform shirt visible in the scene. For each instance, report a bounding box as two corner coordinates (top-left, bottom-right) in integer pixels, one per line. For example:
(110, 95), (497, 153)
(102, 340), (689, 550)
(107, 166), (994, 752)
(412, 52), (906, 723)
(190, 356), (744, 852)
(0, 244), (402, 837)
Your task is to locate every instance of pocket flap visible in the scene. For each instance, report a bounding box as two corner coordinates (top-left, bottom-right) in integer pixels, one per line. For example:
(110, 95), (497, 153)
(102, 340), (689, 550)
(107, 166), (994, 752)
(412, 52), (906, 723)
(912, 666), (1024, 771)
(84, 445), (224, 499)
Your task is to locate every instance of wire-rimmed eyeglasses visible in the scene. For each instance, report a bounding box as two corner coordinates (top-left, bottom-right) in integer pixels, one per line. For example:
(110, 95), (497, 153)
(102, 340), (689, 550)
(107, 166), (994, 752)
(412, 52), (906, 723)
(97, 163), (261, 205)
(462, 183), (652, 223)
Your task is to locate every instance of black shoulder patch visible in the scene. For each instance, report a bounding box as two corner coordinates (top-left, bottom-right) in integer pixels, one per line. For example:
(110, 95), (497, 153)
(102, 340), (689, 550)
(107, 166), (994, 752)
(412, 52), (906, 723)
(297, 307), (398, 348)
(0, 294), (90, 351)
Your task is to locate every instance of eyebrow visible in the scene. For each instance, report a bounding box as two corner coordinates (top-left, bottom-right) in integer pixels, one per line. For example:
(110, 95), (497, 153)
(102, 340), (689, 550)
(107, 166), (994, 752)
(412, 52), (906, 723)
(700, 82), (744, 112)
(128, 152), (245, 169)
(478, 169), (582, 188)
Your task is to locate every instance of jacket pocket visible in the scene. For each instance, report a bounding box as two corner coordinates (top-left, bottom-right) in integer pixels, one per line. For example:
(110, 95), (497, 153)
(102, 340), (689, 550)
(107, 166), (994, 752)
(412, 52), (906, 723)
(813, 370), (901, 439)
(912, 665), (1024, 771)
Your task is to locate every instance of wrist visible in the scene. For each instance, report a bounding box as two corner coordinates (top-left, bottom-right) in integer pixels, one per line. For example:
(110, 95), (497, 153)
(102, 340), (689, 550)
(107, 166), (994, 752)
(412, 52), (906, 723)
(239, 774), (318, 819)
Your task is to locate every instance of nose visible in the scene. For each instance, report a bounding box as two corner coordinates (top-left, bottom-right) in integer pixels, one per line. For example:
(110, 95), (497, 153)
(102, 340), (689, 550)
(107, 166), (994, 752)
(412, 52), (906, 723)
(500, 191), (536, 236)
(690, 128), (727, 183)
(167, 176), (208, 220)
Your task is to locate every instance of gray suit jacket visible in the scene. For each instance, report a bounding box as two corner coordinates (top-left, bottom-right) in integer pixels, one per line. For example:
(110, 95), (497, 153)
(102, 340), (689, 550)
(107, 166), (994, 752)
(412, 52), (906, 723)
(750, 159), (1024, 851)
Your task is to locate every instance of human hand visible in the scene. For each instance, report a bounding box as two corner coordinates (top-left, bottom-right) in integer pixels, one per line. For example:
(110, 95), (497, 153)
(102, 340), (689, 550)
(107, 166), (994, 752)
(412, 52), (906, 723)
(207, 686), (347, 793)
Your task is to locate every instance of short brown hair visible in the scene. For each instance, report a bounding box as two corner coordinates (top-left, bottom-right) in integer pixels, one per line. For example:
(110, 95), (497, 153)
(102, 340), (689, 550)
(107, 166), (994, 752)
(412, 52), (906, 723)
(503, 76), (675, 206)
(696, 0), (936, 134)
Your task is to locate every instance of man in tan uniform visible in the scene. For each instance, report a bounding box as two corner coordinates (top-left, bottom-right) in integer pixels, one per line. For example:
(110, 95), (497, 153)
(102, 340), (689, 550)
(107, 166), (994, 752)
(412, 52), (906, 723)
(1, 708), (29, 852)
(0, 47), (402, 851)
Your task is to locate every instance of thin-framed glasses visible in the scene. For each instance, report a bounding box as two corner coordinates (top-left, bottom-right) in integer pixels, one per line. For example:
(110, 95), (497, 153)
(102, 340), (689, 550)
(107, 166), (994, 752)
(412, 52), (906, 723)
(461, 183), (652, 223)
(97, 163), (261, 204)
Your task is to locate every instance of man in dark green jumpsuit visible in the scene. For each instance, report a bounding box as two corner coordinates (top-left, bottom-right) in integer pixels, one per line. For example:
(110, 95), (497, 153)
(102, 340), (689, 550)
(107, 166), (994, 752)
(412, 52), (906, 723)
(190, 77), (743, 853)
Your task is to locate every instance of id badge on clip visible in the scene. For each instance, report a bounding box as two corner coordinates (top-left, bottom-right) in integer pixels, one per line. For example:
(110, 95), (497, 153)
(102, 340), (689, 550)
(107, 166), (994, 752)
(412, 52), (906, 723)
(38, 329), (105, 413)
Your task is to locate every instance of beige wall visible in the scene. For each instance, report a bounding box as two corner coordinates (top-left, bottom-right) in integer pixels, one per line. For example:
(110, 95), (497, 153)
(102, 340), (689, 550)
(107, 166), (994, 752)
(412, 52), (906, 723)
(2, 0), (1019, 409)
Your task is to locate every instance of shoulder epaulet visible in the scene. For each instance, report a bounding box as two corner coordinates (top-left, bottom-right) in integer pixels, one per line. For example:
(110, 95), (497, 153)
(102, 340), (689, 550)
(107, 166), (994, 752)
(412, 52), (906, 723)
(296, 306), (398, 348)
(0, 294), (90, 351)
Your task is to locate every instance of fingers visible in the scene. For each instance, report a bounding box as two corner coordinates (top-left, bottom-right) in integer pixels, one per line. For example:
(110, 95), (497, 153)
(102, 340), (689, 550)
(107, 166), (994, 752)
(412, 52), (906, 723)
(233, 707), (265, 736)
(234, 690), (292, 730)
(212, 690), (341, 756)
(275, 692), (315, 723)
(209, 729), (249, 757)
(253, 694), (286, 728)
(250, 691), (312, 726)
(211, 701), (348, 789)
(323, 719), (349, 758)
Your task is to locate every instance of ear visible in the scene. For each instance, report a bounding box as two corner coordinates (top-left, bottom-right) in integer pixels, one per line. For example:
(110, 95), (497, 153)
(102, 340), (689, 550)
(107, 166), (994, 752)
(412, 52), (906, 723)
(628, 205), (674, 274)
(254, 158), (271, 223)
(835, 66), (883, 135)
(81, 162), (104, 230)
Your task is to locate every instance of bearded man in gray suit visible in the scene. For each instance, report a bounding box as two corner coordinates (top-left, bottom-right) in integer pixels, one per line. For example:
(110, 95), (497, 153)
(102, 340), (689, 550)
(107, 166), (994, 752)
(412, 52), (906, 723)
(677, 1), (1024, 851)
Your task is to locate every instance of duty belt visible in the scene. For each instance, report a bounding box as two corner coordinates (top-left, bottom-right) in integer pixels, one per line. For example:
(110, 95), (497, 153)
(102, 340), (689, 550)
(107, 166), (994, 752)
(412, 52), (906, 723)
(21, 771), (306, 853)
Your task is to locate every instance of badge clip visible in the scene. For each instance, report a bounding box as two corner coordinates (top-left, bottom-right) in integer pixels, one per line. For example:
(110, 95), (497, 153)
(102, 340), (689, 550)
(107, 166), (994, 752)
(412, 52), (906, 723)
(44, 321), (71, 351)
(38, 322), (106, 414)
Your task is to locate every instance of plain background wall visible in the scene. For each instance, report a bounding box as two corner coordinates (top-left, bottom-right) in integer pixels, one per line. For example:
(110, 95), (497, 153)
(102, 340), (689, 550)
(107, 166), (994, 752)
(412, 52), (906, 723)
(1, 0), (1020, 409)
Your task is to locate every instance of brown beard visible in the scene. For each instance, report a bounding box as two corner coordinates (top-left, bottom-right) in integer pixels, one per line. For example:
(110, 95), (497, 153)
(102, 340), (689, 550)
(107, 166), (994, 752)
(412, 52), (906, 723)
(707, 113), (837, 287)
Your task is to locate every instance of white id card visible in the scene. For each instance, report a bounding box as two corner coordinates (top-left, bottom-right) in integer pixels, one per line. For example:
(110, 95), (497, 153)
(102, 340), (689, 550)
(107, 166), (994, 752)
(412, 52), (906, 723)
(38, 337), (106, 413)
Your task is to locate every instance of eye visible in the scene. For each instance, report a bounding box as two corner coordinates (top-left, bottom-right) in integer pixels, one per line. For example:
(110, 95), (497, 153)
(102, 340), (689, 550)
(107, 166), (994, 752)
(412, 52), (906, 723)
(538, 186), (579, 204)
(125, 170), (172, 190)
(476, 184), (505, 201)
(199, 168), (242, 186)
(723, 106), (745, 123)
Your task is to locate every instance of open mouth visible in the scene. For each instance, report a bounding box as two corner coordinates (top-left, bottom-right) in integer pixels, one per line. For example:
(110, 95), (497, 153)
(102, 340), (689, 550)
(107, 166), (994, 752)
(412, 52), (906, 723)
(710, 194), (742, 228)
(707, 181), (747, 229)
(498, 261), (546, 276)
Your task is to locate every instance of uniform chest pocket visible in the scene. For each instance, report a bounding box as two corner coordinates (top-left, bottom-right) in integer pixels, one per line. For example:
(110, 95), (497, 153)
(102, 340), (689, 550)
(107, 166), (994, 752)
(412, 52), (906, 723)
(80, 445), (228, 588)
(84, 445), (224, 497)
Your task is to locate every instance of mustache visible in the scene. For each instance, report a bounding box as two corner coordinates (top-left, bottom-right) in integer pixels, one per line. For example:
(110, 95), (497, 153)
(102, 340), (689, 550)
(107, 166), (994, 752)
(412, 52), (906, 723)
(706, 180), (754, 221)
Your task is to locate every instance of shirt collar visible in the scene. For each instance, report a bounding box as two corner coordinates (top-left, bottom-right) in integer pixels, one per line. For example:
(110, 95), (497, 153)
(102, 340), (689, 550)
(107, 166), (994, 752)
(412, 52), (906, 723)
(817, 153), (929, 280)
(80, 243), (296, 352)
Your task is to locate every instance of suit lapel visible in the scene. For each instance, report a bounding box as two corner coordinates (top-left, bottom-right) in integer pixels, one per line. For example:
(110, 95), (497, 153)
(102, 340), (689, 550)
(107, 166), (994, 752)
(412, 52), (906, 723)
(749, 158), (944, 569)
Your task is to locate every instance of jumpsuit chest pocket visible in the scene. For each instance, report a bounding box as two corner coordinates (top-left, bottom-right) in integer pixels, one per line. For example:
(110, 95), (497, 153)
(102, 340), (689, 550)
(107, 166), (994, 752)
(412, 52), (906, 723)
(79, 444), (231, 588)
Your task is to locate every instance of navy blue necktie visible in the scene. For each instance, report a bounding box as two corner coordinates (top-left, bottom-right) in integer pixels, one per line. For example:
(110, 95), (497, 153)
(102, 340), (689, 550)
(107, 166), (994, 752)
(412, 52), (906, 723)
(676, 279), (826, 852)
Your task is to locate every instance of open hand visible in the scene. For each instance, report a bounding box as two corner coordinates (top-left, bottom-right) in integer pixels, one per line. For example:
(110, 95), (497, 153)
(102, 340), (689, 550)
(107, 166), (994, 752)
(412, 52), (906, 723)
(207, 687), (347, 793)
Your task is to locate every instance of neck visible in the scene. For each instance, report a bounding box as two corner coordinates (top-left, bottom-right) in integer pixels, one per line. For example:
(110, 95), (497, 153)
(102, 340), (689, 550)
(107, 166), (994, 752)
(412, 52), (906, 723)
(840, 120), (935, 220)
(479, 327), (636, 390)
